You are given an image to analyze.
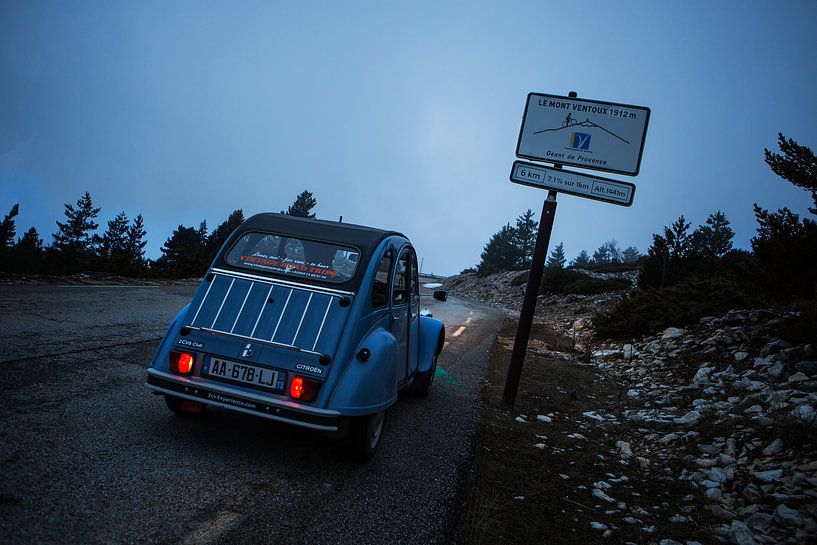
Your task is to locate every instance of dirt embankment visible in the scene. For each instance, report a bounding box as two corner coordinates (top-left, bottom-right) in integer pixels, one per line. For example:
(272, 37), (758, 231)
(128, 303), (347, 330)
(451, 270), (816, 545)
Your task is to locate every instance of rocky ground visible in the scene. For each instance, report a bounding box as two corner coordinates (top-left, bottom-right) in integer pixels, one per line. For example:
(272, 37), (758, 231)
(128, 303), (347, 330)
(448, 271), (816, 545)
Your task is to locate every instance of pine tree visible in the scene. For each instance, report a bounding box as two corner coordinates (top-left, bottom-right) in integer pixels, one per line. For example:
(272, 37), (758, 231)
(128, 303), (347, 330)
(204, 209), (244, 264)
(570, 250), (591, 268)
(691, 211), (734, 260)
(592, 240), (620, 264)
(513, 209), (538, 269)
(665, 216), (692, 260)
(124, 214), (148, 275)
(99, 212), (130, 272)
(1, 203), (19, 251)
(477, 224), (519, 275)
(12, 227), (44, 273)
(621, 246), (641, 264)
(156, 222), (208, 278)
(764, 133), (817, 214)
(546, 242), (566, 269)
(52, 191), (101, 270)
(284, 191), (317, 218)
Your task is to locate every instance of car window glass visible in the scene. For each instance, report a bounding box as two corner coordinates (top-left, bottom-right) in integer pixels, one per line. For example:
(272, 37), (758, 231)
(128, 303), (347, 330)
(411, 250), (419, 297)
(392, 250), (409, 306)
(371, 251), (392, 309)
(225, 232), (359, 283)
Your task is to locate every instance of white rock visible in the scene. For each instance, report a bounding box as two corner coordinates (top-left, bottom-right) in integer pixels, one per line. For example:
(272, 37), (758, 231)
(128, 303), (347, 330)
(730, 521), (758, 545)
(536, 414), (552, 423)
(790, 404), (815, 423)
(623, 343), (634, 358)
(788, 371), (809, 383)
(753, 469), (783, 482)
(582, 411), (605, 422)
(533, 443), (546, 449)
(616, 441), (633, 457)
(743, 404), (762, 415)
(513, 495), (525, 500)
(692, 367), (714, 385)
(627, 389), (640, 398)
(674, 411), (702, 426)
(590, 521), (608, 531)
(662, 327), (684, 339)
(774, 504), (804, 528)
(704, 488), (723, 501)
(659, 433), (680, 444)
(761, 438), (784, 456)
(708, 468), (727, 483)
(734, 351), (749, 362)
(514, 416), (527, 424)
(592, 489), (615, 503)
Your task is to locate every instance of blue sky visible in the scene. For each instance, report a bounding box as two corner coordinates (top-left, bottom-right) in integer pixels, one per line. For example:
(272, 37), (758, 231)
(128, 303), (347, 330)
(2, 1), (816, 275)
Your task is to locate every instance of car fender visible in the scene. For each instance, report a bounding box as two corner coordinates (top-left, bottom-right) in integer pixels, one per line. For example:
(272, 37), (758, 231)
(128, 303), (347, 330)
(149, 304), (190, 371)
(328, 326), (398, 416)
(417, 317), (445, 374)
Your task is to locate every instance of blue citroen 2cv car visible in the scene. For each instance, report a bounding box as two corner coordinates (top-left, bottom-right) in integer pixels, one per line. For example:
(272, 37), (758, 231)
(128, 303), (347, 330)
(145, 213), (446, 461)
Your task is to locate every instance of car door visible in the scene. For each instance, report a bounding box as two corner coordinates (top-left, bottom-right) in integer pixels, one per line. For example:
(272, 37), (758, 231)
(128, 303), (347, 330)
(407, 248), (420, 377)
(391, 248), (410, 381)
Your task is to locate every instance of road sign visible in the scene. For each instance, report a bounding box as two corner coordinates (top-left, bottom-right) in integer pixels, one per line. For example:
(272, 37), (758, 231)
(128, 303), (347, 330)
(510, 161), (636, 207)
(516, 93), (650, 176)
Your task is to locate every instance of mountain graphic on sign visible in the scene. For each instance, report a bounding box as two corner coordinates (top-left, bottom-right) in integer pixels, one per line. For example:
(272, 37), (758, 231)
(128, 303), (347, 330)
(534, 118), (630, 145)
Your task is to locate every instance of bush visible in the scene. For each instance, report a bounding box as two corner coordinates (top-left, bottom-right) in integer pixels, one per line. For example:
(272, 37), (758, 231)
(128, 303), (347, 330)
(541, 268), (632, 295)
(510, 271), (529, 286)
(593, 278), (757, 339)
(584, 261), (641, 273)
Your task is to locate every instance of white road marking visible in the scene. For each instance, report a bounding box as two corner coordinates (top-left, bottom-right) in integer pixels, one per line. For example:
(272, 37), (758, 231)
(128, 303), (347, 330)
(465, 317), (472, 324)
(452, 326), (466, 337)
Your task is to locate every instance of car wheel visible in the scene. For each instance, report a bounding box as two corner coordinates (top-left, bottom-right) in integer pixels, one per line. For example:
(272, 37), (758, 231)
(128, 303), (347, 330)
(410, 355), (437, 397)
(347, 410), (386, 462)
(164, 394), (205, 416)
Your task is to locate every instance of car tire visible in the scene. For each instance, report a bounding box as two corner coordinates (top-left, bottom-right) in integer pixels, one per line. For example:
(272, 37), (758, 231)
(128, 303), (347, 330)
(164, 394), (205, 416)
(410, 355), (437, 397)
(347, 410), (386, 462)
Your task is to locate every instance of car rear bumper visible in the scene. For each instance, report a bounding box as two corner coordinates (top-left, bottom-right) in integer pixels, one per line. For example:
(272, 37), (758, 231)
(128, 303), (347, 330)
(145, 369), (341, 431)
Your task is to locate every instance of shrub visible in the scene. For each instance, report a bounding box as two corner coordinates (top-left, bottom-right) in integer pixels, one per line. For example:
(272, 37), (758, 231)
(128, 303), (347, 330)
(593, 278), (757, 339)
(541, 268), (632, 295)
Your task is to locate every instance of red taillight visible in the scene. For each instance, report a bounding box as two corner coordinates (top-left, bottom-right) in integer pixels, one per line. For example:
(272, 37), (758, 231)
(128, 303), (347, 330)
(170, 351), (195, 374)
(290, 376), (320, 401)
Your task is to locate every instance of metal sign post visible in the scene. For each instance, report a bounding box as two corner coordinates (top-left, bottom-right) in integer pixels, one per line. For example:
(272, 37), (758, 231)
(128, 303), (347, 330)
(502, 186), (558, 408)
(502, 90), (650, 408)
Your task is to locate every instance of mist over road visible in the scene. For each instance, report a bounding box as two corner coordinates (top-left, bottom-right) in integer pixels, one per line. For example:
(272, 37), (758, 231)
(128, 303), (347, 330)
(0, 283), (503, 545)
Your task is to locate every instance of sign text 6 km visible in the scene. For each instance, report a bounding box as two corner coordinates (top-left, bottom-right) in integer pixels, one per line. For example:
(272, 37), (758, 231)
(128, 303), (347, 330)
(510, 161), (635, 207)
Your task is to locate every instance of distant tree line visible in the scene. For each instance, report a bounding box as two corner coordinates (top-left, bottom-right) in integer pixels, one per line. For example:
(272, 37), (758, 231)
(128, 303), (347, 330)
(0, 189), (318, 279)
(474, 209), (642, 276)
(595, 133), (817, 338)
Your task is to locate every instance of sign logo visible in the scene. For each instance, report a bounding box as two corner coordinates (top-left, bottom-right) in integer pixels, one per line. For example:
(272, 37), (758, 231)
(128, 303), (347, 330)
(569, 132), (591, 150)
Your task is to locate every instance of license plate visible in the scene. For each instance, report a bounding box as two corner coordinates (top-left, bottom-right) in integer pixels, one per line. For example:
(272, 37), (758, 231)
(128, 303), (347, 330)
(206, 358), (285, 392)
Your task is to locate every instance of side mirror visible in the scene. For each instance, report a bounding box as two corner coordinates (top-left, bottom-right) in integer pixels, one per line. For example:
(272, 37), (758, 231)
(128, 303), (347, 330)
(433, 290), (448, 302)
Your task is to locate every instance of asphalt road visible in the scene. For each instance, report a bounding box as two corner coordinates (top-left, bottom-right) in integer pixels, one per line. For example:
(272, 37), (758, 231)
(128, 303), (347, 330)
(0, 283), (504, 545)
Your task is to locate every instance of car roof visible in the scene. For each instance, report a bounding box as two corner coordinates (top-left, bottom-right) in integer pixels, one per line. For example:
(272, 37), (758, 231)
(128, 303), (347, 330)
(214, 213), (407, 292)
(238, 213), (404, 250)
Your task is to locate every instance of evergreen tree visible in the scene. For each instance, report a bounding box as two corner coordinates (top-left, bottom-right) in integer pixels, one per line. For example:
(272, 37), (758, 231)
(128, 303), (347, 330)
(764, 133), (817, 214)
(477, 224), (519, 275)
(592, 240), (621, 264)
(751, 205), (817, 299)
(204, 209), (244, 264)
(284, 191), (317, 218)
(570, 250), (591, 268)
(665, 216), (692, 260)
(513, 209), (538, 269)
(156, 221), (208, 278)
(546, 242), (566, 269)
(52, 191), (101, 270)
(1, 203), (19, 251)
(124, 214), (148, 275)
(12, 227), (44, 273)
(691, 211), (734, 260)
(98, 212), (130, 272)
(621, 246), (641, 264)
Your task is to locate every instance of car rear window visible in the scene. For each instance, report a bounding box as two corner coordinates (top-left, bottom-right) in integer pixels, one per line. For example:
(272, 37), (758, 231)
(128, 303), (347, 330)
(225, 232), (360, 284)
